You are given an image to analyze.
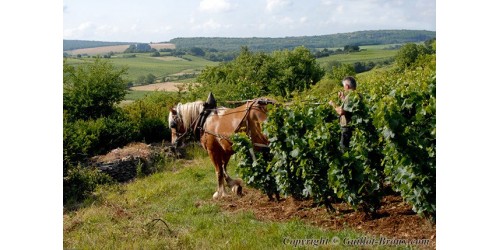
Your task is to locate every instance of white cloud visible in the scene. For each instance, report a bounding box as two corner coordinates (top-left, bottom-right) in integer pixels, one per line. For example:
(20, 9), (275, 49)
(336, 5), (344, 13)
(299, 16), (308, 24)
(266, 0), (292, 12)
(321, 0), (334, 6)
(278, 16), (294, 25)
(199, 0), (232, 13)
(63, 22), (94, 38)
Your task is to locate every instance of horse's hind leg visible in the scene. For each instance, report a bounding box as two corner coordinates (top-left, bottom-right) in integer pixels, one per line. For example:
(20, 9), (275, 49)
(221, 153), (243, 196)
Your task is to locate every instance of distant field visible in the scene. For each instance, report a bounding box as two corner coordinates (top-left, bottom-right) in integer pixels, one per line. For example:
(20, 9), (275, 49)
(317, 46), (398, 68)
(65, 54), (217, 83)
(65, 43), (176, 55)
(130, 82), (185, 92)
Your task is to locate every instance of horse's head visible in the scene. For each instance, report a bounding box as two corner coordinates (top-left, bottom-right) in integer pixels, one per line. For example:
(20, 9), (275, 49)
(168, 107), (185, 144)
(168, 101), (206, 145)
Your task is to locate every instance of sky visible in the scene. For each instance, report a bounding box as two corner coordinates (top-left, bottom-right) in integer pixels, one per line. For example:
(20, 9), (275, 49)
(63, 0), (436, 43)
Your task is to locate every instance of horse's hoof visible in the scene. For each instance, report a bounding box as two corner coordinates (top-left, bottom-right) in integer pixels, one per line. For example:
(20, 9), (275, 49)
(213, 192), (220, 199)
(232, 186), (243, 196)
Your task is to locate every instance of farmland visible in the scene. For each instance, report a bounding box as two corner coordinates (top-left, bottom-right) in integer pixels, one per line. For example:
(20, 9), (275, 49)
(65, 43), (176, 55)
(317, 45), (398, 67)
(63, 35), (436, 249)
(65, 54), (217, 85)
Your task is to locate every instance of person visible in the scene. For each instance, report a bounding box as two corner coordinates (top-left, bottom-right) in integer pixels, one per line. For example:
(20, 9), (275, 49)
(329, 76), (360, 151)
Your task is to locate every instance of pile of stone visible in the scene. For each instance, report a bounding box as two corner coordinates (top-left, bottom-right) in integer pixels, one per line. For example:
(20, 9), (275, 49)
(91, 142), (181, 182)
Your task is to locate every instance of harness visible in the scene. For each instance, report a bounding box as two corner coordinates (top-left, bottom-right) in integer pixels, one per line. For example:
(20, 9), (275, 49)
(173, 98), (274, 149)
(203, 98), (275, 148)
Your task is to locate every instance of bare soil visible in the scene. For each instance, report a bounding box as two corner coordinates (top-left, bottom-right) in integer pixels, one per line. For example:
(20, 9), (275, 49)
(217, 188), (436, 249)
(130, 82), (185, 92)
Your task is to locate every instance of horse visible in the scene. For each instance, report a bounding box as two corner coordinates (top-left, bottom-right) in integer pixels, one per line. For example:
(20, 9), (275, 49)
(168, 98), (275, 199)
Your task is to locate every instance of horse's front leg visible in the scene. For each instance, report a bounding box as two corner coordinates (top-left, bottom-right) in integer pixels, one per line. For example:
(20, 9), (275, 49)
(208, 149), (228, 199)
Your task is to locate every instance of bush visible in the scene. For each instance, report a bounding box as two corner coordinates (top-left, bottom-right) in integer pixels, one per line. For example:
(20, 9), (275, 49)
(123, 92), (183, 143)
(63, 164), (114, 204)
(63, 111), (139, 169)
(63, 58), (128, 121)
(193, 46), (324, 101)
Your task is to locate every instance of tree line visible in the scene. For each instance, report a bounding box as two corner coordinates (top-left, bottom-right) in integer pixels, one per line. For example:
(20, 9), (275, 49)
(169, 30), (435, 52)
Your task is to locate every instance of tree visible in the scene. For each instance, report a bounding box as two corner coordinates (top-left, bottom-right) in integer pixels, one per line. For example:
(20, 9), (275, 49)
(395, 43), (420, 69)
(146, 73), (156, 84)
(189, 47), (205, 56)
(63, 58), (128, 121)
(327, 63), (356, 85)
(136, 75), (146, 85)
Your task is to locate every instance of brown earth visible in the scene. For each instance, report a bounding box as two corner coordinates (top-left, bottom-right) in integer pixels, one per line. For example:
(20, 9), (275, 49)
(216, 188), (436, 249)
(130, 82), (185, 92)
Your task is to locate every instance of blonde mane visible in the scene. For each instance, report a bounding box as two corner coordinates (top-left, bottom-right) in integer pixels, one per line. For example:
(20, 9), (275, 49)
(175, 101), (205, 130)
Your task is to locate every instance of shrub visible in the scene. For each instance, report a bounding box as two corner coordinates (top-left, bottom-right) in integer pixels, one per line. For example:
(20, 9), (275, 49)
(63, 58), (128, 121)
(63, 111), (139, 169)
(63, 164), (114, 204)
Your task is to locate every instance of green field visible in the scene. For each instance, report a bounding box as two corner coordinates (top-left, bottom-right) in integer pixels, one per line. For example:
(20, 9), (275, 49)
(63, 146), (368, 249)
(65, 54), (217, 83)
(317, 47), (398, 67)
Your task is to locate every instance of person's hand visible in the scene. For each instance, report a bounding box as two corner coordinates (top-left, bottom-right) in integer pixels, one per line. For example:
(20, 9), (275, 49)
(338, 91), (344, 99)
(328, 100), (334, 107)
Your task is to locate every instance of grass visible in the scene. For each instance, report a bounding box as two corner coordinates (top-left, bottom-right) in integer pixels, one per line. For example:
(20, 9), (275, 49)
(64, 145), (371, 249)
(124, 90), (158, 101)
(317, 49), (397, 66)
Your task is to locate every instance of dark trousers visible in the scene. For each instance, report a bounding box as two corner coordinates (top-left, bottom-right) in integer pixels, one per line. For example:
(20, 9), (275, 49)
(340, 127), (352, 151)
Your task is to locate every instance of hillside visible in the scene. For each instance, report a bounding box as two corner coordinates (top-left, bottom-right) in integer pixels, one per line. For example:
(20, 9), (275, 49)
(63, 40), (134, 51)
(169, 30), (436, 51)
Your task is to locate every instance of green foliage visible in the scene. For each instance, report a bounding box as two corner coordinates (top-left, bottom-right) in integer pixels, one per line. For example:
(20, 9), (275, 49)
(63, 164), (114, 204)
(146, 73), (156, 84)
(263, 100), (382, 212)
(326, 63), (357, 85)
(362, 66), (436, 219)
(264, 102), (338, 205)
(230, 39), (436, 218)
(123, 92), (183, 143)
(171, 30), (436, 51)
(124, 43), (153, 53)
(395, 41), (434, 70)
(231, 133), (278, 200)
(63, 58), (128, 121)
(63, 111), (139, 167)
(193, 46), (324, 101)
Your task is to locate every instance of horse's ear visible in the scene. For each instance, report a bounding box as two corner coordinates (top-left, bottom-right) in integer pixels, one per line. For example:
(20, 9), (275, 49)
(170, 108), (177, 114)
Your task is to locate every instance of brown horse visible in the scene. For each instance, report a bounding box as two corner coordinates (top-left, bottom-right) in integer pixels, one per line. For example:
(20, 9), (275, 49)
(168, 98), (274, 199)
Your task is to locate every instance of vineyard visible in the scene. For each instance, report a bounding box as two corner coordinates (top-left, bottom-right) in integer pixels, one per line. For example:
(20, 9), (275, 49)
(232, 48), (436, 220)
(64, 40), (436, 248)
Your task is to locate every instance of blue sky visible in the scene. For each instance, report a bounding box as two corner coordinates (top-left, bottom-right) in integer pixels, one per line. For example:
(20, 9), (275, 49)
(63, 0), (436, 42)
